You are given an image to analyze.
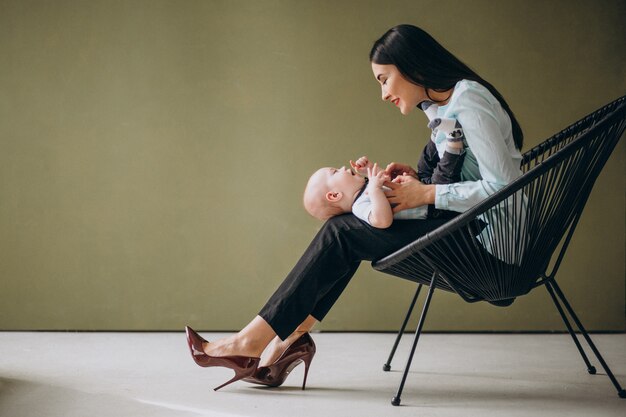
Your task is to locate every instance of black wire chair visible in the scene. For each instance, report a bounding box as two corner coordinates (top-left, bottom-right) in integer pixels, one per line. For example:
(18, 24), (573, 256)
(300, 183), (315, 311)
(372, 95), (626, 406)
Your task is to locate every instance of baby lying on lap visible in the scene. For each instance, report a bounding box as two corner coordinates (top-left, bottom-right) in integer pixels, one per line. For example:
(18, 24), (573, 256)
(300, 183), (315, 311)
(302, 154), (457, 228)
(303, 158), (399, 228)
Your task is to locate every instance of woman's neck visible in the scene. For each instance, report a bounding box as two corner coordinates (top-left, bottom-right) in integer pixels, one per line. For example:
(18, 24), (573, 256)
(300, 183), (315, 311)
(427, 88), (454, 106)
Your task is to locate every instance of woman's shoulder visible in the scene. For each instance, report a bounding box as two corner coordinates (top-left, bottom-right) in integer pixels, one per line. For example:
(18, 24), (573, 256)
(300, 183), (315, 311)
(445, 79), (499, 113)
(453, 80), (497, 105)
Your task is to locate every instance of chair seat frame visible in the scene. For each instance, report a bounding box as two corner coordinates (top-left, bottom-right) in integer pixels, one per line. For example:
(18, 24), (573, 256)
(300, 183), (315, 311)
(372, 96), (626, 406)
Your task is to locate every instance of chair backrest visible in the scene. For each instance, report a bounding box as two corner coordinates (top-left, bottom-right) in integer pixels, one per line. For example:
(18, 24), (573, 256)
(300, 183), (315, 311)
(374, 96), (626, 303)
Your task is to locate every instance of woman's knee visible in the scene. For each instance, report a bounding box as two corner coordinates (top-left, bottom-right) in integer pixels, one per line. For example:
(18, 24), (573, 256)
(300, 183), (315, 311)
(319, 214), (393, 261)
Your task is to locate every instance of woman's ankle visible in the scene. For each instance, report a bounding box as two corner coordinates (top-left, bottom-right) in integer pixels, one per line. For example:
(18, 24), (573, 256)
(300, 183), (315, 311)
(236, 334), (270, 357)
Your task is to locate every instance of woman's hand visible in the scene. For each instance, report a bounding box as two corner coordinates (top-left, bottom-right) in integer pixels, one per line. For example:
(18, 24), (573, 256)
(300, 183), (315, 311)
(384, 175), (436, 213)
(384, 162), (418, 180)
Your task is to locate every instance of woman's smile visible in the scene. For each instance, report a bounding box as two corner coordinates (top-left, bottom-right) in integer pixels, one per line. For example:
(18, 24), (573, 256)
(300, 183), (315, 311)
(371, 63), (426, 115)
(371, 63), (454, 115)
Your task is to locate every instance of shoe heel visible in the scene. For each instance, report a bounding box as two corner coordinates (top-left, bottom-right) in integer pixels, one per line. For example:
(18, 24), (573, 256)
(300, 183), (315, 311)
(301, 353), (313, 390)
(214, 368), (254, 391)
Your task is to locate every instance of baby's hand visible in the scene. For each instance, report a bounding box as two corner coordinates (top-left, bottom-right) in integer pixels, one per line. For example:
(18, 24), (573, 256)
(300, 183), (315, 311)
(350, 156), (373, 176)
(367, 163), (390, 189)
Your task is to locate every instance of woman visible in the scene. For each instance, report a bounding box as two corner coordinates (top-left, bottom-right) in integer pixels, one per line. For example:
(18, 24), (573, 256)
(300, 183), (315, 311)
(184, 24), (524, 391)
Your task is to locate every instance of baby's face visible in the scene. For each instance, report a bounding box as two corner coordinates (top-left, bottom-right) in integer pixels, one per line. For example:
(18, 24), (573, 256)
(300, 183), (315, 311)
(304, 166), (366, 220)
(317, 166), (365, 196)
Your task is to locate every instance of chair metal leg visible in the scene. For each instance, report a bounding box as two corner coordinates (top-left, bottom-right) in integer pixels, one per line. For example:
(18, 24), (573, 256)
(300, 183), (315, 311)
(549, 280), (626, 398)
(383, 284), (422, 372)
(392, 273), (437, 406)
(545, 282), (596, 374)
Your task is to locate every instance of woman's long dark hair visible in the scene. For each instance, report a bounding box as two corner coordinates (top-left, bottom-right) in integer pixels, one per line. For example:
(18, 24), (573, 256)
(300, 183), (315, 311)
(370, 24), (523, 150)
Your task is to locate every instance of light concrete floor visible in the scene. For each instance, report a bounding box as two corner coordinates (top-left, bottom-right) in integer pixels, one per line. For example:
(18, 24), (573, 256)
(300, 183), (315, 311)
(0, 332), (624, 417)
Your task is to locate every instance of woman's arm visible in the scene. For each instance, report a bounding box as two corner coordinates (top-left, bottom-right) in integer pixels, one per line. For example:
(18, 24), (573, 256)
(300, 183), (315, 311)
(434, 87), (521, 212)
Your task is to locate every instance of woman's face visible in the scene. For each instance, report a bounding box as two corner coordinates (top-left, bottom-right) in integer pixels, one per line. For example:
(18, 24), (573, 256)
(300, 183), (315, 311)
(371, 63), (428, 115)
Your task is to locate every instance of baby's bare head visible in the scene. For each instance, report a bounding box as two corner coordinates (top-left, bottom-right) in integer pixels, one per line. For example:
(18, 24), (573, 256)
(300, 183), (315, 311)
(303, 168), (346, 221)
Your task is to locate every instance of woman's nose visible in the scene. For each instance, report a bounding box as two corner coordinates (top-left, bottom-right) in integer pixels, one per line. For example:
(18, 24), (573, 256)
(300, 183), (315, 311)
(381, 86), (390, 101)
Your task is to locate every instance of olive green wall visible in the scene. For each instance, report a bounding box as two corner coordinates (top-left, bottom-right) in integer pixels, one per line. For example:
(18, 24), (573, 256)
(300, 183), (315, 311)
(1, 0), (624, 331)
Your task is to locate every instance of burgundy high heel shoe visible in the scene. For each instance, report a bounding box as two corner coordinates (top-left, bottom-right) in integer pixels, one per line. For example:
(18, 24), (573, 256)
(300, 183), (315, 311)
(243, 332), (316, 390)
(184, 326), (260, 391)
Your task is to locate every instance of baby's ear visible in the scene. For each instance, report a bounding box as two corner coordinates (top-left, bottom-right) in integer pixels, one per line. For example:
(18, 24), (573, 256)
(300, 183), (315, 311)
(325, 191), (343, 202)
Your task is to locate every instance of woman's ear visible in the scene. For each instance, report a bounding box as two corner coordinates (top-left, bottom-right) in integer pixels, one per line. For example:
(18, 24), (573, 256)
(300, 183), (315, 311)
(325, 191), (343, 203)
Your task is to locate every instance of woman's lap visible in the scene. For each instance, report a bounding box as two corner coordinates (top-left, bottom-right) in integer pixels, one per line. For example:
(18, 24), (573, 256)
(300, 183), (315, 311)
(321, 213), (452, 262)
(259, 213), (451, 339)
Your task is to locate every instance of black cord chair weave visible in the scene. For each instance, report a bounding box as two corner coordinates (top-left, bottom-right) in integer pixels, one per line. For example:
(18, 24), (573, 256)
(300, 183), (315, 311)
(372, 95), (626, 406)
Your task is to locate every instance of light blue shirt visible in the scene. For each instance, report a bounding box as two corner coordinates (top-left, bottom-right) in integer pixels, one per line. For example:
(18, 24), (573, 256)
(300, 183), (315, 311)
(433, 80), (522, 213)
(432, 80), (524, 262)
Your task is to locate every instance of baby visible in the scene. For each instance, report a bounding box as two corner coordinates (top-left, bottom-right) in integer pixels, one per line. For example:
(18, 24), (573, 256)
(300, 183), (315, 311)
(303, 159), (398, 228)
(303, 101), (467, 228)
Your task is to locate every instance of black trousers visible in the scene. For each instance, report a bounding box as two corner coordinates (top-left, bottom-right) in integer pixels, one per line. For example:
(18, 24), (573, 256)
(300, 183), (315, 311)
(258, 213), (451, 340)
